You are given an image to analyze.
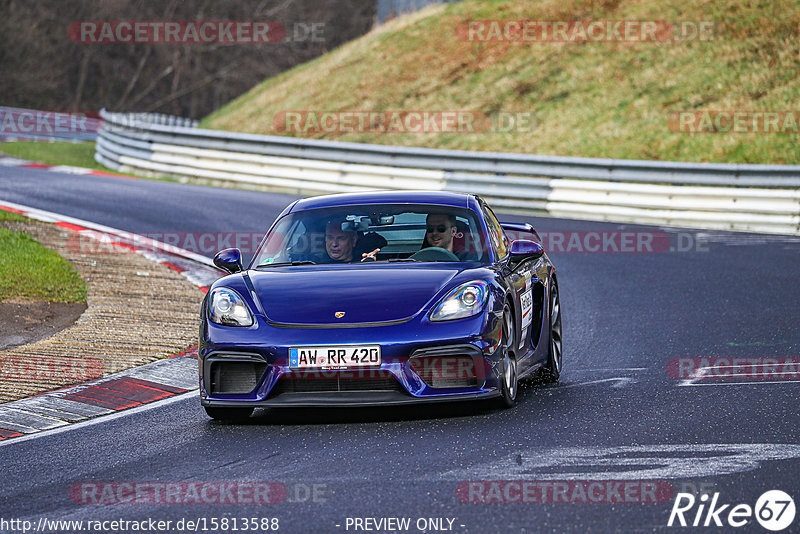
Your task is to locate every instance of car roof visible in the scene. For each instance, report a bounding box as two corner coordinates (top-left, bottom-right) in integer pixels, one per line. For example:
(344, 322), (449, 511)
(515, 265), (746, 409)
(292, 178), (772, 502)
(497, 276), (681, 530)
(289, 190), (476, 212)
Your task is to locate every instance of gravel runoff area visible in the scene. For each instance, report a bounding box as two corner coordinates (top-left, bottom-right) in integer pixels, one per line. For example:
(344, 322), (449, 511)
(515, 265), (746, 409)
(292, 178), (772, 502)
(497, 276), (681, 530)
(0, 218), (204, 403)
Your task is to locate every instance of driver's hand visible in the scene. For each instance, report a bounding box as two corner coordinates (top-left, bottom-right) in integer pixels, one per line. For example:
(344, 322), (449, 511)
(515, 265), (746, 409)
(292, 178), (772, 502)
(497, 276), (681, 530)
(361, 248), (380, 262)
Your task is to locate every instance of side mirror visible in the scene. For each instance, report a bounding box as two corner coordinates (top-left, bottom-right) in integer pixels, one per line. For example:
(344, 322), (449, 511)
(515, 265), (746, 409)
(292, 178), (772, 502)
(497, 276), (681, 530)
(509, 240), (543, 264)
(213, 248), (243, 274)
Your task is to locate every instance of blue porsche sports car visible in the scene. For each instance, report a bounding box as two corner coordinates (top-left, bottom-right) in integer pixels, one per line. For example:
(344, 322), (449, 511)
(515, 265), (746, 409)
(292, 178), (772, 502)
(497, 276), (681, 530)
(199, 191), (562, 421)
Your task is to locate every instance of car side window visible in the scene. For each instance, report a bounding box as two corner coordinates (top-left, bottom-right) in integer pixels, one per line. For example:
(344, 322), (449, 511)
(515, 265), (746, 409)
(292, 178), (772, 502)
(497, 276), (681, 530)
(482, 203), (508, 260)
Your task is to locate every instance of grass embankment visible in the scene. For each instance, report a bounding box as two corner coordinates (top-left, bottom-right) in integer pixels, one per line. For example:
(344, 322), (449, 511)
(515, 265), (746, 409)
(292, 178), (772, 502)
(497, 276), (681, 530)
(0, 210), (87, 303)
(202, 0), (800, 164)
(0, 141), (105, 171)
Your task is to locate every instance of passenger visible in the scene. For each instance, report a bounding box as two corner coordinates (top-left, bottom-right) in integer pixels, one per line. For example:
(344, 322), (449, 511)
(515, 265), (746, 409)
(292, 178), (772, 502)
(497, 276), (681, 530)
(324, 219), (357, 262)
(423, 213), (457, 252)
(324, 219), (380, 262)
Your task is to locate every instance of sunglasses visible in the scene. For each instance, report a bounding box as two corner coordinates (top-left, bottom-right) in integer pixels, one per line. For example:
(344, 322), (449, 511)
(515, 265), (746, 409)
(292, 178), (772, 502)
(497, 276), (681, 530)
(426, 224), (451, 233)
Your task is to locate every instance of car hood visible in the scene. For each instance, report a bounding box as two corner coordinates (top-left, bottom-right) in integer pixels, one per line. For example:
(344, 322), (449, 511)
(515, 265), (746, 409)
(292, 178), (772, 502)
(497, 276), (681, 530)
(248, 265), (462, 325)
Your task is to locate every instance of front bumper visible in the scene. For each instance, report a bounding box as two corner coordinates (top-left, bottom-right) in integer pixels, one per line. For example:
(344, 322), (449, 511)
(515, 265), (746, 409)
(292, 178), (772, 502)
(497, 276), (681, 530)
(202, 390), (501, 408)
(199, 311), (504, 408)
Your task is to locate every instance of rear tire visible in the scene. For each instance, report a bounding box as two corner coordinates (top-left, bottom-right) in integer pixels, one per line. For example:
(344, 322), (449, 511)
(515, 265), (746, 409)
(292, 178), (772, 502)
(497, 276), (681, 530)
(204, 406), (254, 422)
(497, 304), (518, 408)
(540, 277), (563, 383)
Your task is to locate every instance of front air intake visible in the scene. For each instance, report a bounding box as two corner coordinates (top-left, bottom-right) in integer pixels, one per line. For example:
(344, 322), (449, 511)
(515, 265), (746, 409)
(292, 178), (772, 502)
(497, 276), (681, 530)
(410, 353), (484, 388)
(269, 370), (405, 396)
(210, 361), (267, 394)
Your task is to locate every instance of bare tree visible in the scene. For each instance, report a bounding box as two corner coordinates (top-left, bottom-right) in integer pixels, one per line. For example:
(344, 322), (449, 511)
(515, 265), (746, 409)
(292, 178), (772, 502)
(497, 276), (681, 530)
(0, 0), (376, 118)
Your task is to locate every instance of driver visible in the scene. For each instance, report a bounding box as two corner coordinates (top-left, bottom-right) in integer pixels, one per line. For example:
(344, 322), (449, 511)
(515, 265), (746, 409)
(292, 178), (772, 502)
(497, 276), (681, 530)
(423, 213), (457, 252)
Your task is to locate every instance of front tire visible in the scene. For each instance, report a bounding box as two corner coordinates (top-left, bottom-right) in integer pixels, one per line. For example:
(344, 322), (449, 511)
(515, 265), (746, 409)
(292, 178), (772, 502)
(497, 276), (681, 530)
(498, 304), (518, 408)
(204, 406), (254, 422)
(540, 276), (563, 383)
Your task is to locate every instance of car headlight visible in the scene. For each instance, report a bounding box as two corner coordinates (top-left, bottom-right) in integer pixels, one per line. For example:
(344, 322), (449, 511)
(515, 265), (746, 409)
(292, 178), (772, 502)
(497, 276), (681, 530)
(430, 280), (489, 321)
(208, 288), (254, 327)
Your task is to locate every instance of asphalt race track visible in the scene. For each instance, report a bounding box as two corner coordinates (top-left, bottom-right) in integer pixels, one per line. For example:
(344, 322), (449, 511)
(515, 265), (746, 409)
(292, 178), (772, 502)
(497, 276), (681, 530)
(1, 166), (800, 533)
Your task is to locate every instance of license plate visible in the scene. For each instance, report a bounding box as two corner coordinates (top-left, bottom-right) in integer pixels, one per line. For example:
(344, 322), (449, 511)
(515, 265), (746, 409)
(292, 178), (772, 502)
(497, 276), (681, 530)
(289, 345), (381, 370)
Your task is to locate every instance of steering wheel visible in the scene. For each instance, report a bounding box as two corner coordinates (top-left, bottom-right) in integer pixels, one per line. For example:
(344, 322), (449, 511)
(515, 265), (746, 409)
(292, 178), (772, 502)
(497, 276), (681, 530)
(409, 247), (460, 262)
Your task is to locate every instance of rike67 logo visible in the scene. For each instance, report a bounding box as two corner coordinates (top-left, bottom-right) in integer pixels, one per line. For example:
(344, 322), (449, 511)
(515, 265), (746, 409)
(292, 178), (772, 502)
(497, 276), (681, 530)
(668, 490), (796, 531)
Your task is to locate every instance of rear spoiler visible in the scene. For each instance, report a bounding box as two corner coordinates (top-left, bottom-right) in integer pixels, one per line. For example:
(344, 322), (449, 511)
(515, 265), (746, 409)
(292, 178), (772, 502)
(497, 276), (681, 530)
(501, 222), (540, 242)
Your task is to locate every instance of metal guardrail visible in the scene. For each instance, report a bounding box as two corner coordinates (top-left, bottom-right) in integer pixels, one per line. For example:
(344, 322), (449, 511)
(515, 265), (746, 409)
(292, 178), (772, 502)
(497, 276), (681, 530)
(99, 112), (198, 129)
(97, 109), (800, 235)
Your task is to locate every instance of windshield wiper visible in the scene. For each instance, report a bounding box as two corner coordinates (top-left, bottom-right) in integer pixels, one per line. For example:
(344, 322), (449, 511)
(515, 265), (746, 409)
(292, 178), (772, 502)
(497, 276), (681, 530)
(387, 258), (419, 262)
(256, 260), (317, 268)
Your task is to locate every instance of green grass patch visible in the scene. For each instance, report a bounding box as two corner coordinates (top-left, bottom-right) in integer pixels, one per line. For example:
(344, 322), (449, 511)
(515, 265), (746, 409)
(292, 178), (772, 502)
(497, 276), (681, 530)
(0, 214), (87, 303)
(0, 141), (106, 171)
(0, 210), (26, 223)
(202, 0), (800, 164)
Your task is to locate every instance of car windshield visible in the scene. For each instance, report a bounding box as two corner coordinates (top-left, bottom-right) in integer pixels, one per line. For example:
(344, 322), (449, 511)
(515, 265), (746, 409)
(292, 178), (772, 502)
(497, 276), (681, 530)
(251, 203), (490, 267)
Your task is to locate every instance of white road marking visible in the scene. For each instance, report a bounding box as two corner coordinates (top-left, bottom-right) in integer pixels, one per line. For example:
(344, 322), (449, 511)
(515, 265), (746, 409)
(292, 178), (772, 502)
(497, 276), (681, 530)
(679, 380), (800, 387)
(557, 377), (636, 389)
(0, 390), (197, 448)
(438, 444), (800, 481)
(21, 396), (113, 417)
(678, 363), (800, 386)
(0, 407), (70, 430)
(0, 156), (32, 166)
(572, 367), (647, 372)
(49, 165), (94, 175)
